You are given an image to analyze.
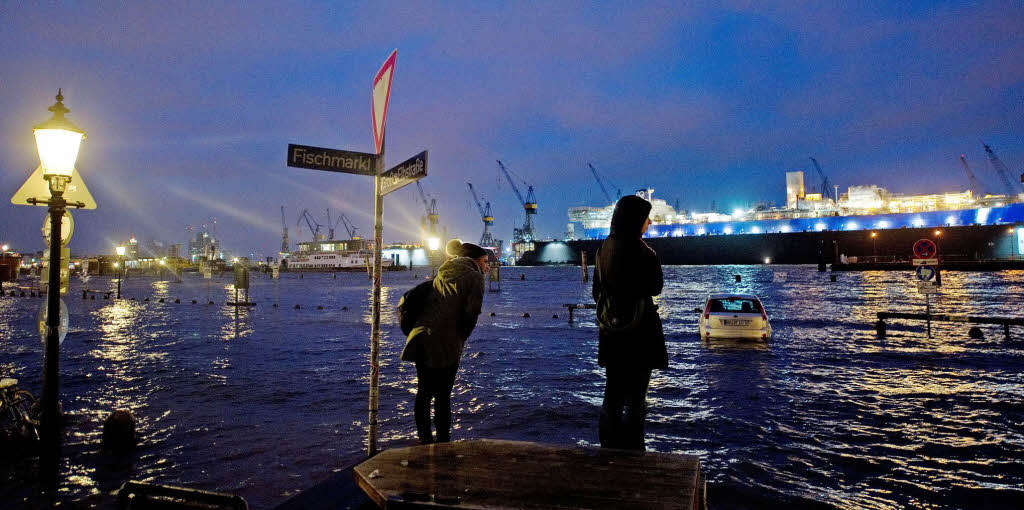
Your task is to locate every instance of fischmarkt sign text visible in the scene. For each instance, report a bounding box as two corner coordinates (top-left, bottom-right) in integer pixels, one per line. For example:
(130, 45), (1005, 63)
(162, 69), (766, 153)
(381, 151), (428, 195)
(287, 144), (378, 175)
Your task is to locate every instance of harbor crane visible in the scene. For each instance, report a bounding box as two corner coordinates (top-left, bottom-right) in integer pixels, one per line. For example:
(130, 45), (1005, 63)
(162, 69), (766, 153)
(466, 182), (495, 247)
(279, 206), (289, 254)
(809, 157), (835, 203)
(339, 214), (360, 240)
(497, 160), (537, 243)
(415, 181), (440, 235)
(296, 209), (324, 241)
(959, 154), (983, 197)
(587, 163), (621, 203)
(982, 142), (1023, 196)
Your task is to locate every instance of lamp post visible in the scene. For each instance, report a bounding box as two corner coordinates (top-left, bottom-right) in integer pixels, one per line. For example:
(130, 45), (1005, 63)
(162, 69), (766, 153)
(115, 246), (125, 298)
(870, 232), (877, 257)
(30, 90), (86, 461)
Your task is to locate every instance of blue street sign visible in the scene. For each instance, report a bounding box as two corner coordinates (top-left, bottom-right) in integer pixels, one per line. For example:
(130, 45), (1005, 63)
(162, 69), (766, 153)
(916, 265), (936, 281)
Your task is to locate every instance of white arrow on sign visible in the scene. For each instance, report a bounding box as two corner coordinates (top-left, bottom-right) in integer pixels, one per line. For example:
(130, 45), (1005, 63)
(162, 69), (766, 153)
(372, 49), (397, 155)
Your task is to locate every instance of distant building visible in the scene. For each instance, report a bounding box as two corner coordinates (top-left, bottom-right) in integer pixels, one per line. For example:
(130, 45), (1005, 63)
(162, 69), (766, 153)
(127, 236), (139, 260)
(786, 171), (805, 209)
(168, 244), (180, 258)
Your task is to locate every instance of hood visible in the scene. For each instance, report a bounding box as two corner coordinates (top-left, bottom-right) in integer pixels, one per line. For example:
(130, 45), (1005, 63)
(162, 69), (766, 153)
(437, 256), (480, 281)
(609, 195), (652, 238)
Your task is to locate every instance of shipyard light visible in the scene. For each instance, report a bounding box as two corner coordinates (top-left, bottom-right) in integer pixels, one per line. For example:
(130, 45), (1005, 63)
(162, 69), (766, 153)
(732, 208), (744, 219)
(750, 226), (761, 234)
(427, 237), (440, 251)
(946, 215), (957, 226)
(764, 257), (771, 264)
(876, 220), (890, 229)
(846, 221), (859, 230)
(815, 222), (827, 232)
(912, 217), (925, 227)
(780, 225), (792, 233)
(116, 246), (126, 257)
(1, 244), (8, 253)
(34, 90), (85, 189)
(723, 226), (733, 235)
(934, 230), (942, 236)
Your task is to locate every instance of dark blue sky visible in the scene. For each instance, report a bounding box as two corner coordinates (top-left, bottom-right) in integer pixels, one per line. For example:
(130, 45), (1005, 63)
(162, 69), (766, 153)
(2, 1), (1021, 256)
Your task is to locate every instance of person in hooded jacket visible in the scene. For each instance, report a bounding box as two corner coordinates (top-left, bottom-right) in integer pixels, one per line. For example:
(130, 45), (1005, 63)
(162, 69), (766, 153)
(400, 241), (489, 443)
(592, 194), (668, 450)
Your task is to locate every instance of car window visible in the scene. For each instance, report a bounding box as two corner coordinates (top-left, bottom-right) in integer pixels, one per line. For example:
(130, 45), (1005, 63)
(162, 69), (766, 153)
(709, 298), (762, 313)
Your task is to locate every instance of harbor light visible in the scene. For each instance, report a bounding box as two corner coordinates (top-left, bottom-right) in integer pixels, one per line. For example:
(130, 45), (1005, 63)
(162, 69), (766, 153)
(934, 230), (942, 236)
(427, 237), (440, 251)
(723, 226), (733, 235)
(113, 262), (119, 268)
(815, 222), (827, 232)
(764, 257), (771, 264)
(34, 89), (85, 187)
(750, 226), (761, 234)
(870, 232), (877, 238)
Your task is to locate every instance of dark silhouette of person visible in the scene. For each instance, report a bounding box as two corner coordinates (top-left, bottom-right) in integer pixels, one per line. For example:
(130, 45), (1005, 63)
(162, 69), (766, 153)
(400, 242), (489, 443)
(592, 195), (667, 450)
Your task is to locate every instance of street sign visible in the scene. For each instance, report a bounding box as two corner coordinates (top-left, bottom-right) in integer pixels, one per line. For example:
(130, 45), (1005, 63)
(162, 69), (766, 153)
(37, 298), (68, 345)
(40, 247), (70, 294)
(916, 265), (936, 281)
(11, 166), (97, 209)
(286, 144), (378, 175)
(917, 280), (938, 294)
(42, 209), (74, 247)
(912, 239), (937, 259)
(380, 151), (428, 195)
(203, 267), (212, 279)
(372, 49), (397, 154)
(913, 258), (939, 266)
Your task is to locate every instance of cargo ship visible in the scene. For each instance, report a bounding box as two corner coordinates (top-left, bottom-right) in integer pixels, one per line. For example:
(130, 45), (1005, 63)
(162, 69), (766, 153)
(522, 170), (1024, 266)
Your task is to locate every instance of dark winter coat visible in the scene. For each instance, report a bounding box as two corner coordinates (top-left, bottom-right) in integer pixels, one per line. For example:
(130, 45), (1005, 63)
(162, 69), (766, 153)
(592, 195), (668, 370)
(400, 256), (485, 368)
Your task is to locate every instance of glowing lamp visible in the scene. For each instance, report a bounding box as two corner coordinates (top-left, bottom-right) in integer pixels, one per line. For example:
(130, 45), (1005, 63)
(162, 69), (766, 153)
(427, 237), (440, 251)
(34, 89), (85, 184)
(116, 246), (126, 256)
(870, 232), (877, 238)
(1, 244), (8, 252)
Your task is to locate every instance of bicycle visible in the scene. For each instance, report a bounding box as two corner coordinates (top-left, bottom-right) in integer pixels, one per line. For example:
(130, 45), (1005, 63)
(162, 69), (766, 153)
(1, 377), (40, 443)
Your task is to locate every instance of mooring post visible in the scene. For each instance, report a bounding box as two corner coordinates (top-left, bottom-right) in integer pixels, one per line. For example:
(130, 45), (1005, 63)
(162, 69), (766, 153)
(1004, 323), (1011, 340)
(581, 251), (588, 282)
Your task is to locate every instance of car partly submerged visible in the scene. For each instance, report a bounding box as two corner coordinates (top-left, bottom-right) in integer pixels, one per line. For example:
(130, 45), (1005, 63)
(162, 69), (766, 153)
(698, 293), (772, 340)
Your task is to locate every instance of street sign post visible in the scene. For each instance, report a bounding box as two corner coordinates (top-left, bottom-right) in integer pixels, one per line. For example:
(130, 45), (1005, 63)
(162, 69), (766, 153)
(912, 239), (941, 337)
(380, 151), (428, 195)
(284, 49), (410, 456)
(12, 166), (97, 209)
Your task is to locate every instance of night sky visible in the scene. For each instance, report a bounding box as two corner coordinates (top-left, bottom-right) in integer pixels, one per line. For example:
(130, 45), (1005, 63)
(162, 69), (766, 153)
(2, 1), (1021, 257)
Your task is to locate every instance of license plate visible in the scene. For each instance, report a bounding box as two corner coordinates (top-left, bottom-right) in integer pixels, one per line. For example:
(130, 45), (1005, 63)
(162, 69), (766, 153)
(723, 319), (750, 326)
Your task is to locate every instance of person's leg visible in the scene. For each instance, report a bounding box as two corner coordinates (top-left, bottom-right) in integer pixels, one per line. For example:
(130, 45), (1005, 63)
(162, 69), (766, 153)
(620, 368), (652, 451)
(600, 365), (626, 448)
(433, 364), (459, 442)
(414, 362), (435, 444)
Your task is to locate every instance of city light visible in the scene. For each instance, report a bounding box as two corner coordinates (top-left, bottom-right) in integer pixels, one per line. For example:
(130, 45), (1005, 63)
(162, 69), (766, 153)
(732, 208), (744, 218)
(934, 230), (942, 236)
(116, 246), (126, 256)
(723, 226), (733, 235)
(780, 225), (792, 233)
(876, 220), (891, 229)
(815, 222), (827, 231)
(697, 228), (706, 235)
(1, 244), (8, 252)
(946, 215), (957, 225)
(427, 237), (440, 251)
(912, 217), (925, 227)
(846, 221), (859, 230)
(764, 257), (771, 264)
(870, 232), (877, 238)
(750, 226), (761, 234)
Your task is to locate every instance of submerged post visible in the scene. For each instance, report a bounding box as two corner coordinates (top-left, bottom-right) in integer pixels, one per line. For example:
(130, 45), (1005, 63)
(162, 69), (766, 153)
(368, 134), (384, 456)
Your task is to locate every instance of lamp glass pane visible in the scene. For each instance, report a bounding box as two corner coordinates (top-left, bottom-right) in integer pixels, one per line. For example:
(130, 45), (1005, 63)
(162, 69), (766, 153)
(34, 128), (83, 178)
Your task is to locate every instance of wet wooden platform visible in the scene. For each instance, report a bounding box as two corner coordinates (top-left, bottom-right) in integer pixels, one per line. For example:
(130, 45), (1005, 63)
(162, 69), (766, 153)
(353, 439), (703, 509)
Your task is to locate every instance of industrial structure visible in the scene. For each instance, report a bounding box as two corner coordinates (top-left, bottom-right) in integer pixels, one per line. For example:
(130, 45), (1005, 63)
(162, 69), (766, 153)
(497, 160), (537, 260)
(466, 182), (495, 248)
(415, 180), (440, 240)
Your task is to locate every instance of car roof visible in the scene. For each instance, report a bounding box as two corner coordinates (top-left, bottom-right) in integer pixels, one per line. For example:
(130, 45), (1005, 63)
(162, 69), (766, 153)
(708, 293), (761, 300)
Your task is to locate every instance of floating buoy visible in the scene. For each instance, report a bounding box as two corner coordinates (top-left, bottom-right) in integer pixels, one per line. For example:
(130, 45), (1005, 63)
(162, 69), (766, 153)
(522, 312), (531, 318)
(294, 304), (301, 310)
(174, 298), (180, 304)
(317, 305), (324, 310)
(489, 312), (496, 317)
(102, 410), (137, 452)
(968, 327), (984, 339)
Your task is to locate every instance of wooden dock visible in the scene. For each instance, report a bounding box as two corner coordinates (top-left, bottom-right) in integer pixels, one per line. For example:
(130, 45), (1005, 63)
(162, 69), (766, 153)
(353, 439), (704, 509)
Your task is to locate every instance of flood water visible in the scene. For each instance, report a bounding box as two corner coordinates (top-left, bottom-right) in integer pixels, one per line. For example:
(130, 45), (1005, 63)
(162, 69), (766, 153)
(2, 265), (1023, 509)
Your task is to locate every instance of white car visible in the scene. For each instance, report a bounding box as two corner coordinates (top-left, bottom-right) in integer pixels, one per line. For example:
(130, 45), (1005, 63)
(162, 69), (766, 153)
(698, 294), (772, 340)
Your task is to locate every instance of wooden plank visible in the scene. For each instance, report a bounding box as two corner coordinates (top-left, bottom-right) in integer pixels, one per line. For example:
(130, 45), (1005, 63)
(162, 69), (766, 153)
(353, 439), (701, 509)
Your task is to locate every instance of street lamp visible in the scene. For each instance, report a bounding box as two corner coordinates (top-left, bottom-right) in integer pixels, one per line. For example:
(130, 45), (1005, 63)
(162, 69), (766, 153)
(33, 89), (86, 460)
(115, 246), (125, 298)
(427, 237), (440, 277)
(870, 232), (877, 256)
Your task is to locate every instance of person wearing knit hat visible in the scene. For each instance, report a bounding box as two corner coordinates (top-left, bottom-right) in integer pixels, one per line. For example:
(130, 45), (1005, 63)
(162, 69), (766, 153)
(400, 239), (490, 443)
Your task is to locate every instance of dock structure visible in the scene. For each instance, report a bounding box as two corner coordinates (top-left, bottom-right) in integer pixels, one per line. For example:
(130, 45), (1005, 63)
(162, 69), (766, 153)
(353, 439), (704, 509)
(876, 311), (1024, 339)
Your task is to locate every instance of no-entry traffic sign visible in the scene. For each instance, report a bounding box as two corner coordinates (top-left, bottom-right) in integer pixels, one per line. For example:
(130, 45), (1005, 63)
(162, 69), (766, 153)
(912, 239), (937, 259)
